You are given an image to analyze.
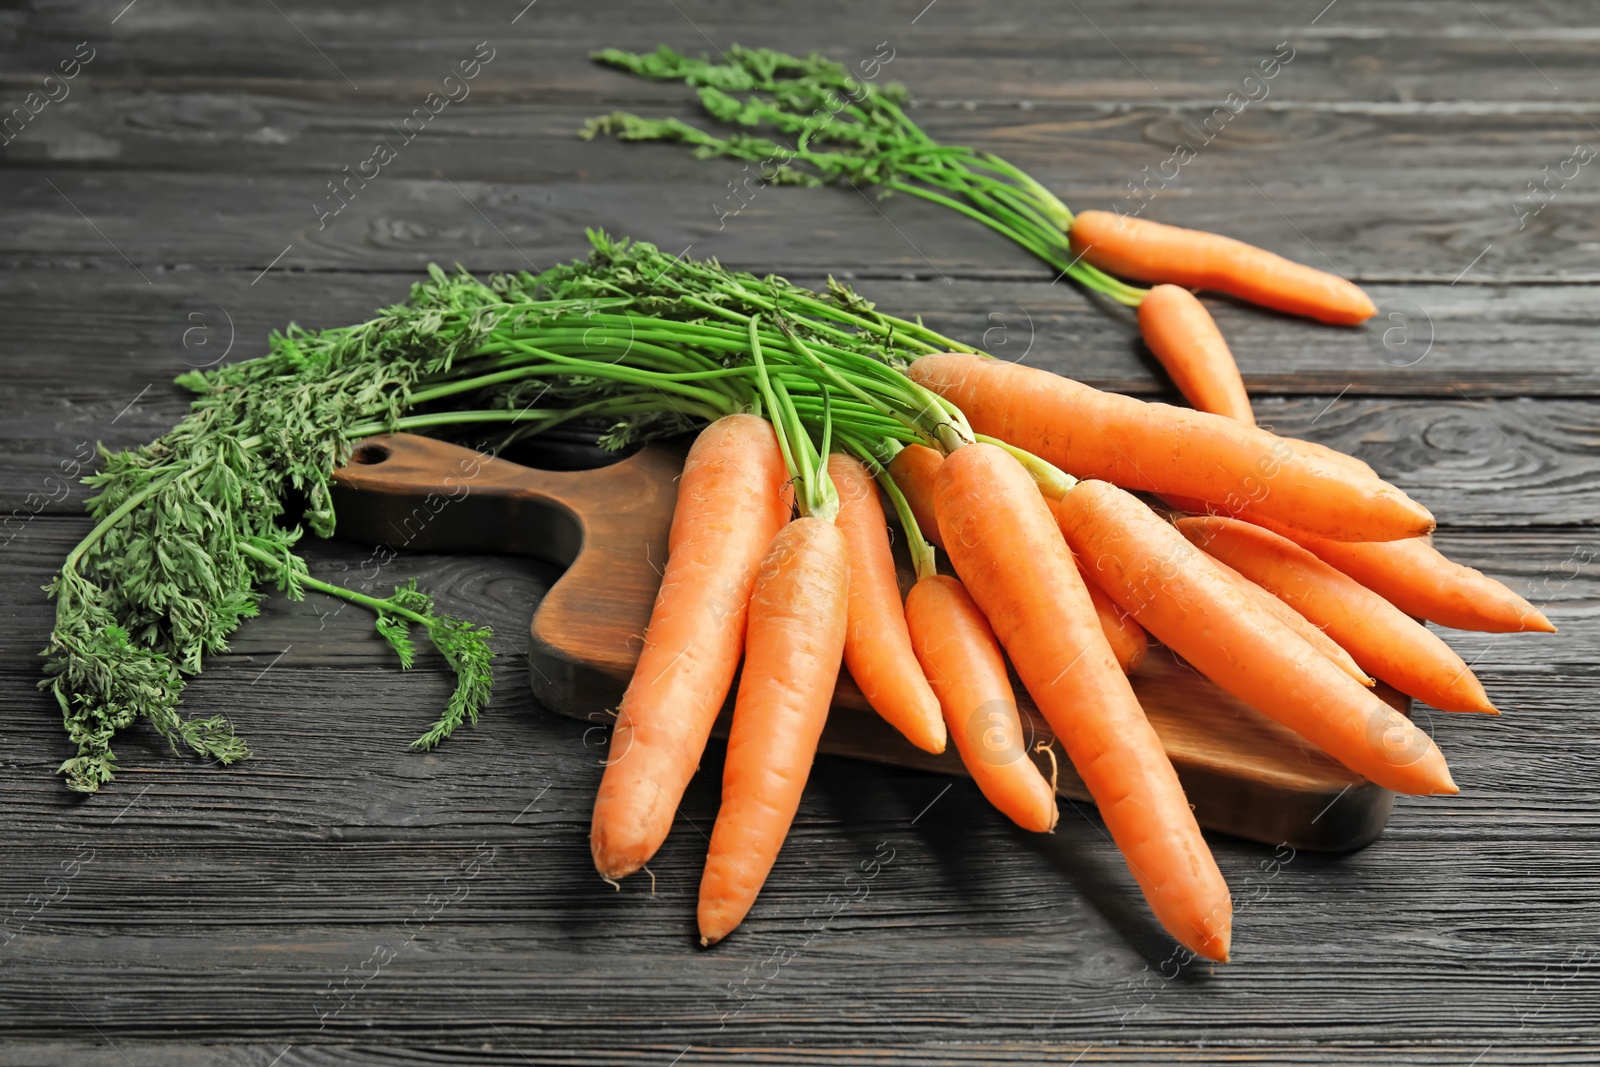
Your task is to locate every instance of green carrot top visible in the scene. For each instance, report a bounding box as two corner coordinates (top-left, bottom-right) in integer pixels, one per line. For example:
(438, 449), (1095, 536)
(584, 44), (1147, 305)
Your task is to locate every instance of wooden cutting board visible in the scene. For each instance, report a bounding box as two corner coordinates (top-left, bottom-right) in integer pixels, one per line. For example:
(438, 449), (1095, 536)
(329, 432), (1403, 852)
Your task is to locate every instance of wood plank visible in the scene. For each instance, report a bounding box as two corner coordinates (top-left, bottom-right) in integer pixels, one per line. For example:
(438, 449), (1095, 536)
(2, 473), (1596, 1049)
(3, 157), (1597, 282)
(4, 268), (1598, 408)
(0, 838), (1595, 1047)
(3, 91), (1595, 196)
(6, 0), (1600, 106)
(0, 1046), (1595, 1067)
(7, 381), (1599, 528)
(4, 519), (1594, 836)
(5, 91), (1597, 290)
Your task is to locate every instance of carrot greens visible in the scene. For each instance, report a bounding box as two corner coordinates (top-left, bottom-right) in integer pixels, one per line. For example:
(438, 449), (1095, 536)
(582, 45), (1146, 305)
(41, 232), (994, 792)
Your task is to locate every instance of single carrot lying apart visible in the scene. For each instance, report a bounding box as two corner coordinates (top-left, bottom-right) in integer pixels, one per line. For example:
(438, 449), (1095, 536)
(1070, 210), (1378, 326)
(1138, 284), (1255, 425)
(906, 574), (1058, 833)
(827, 453), (945, 753)
(935, 444), (1232, 962)
(1177, 517), (1498, 715)
(891, 443), (1148, 673)
(699, 516), (851, 944)
(1242, 515), (1554, 634)
(591, 415), (791, 881)
(1057, 480), (1457, 796)
(1206, 555), (1371, 687)
(1133, 283), (1370, 479)
(909, 354), (1433, 543)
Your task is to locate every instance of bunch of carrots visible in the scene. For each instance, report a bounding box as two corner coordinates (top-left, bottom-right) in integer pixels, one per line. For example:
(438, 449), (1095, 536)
(583, 217), (1550, 962)
(47, 144), (1544, 965)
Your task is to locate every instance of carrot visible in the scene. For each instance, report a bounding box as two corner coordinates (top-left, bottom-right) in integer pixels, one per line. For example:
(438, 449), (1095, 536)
(1282, 438), (1376, 480)
(1116, 489), (1362, 681)
(1238, 515), (1555, 634)
(1075, 559), (1149, 674)
(1205, 555), (1372, 687)
(827, 453), (945, 753)
(887, 444), (945, 551)
(892, 442), (1149, 673)
(905, 574), (1058, 833)
(1176, 517), (1499, 715)
(909, 353), (1434, 543)
(1070, 210), (1378, 326)
(1138, 285), (1254, 425)
(935, 443), (1232, 962)
(590, 415), (791, 881)
(698, 516), (850, 944)
(1056, 480), (1458, 796)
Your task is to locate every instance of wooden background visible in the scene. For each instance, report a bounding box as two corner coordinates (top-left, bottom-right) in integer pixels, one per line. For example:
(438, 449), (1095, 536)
(3, 1), (1598, 1063)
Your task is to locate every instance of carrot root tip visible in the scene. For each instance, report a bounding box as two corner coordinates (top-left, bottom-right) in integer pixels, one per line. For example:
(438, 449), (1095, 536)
(601, 874), (622, 891)
(1033, 741), (1061, 797)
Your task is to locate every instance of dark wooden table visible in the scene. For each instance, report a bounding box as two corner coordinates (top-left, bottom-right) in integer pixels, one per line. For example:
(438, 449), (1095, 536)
(4, 2), (1598, 1063)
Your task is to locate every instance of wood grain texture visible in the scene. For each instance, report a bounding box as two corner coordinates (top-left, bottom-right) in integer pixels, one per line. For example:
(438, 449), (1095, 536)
(6, 269), (1600, 405)
(10, 374), (1600, 530)
(3, 0), (1599, 1062)
(1, 519), (1597, 1060)
(6, 163), (1596, 283)
(6, 0), (1600, 107)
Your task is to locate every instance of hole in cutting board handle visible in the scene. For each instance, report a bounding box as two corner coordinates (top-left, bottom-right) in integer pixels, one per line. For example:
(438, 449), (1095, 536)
(350, 443), (391, 465)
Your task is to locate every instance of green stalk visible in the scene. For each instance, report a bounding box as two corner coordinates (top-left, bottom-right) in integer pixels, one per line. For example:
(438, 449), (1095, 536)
(63, 466), (186, 573)
(236, 541), (490, 750)
(840, 434), (936, 583)
(750, 316), (838, 521)
(975, 434), (1077, 499)
(585, 46), (1153, 306)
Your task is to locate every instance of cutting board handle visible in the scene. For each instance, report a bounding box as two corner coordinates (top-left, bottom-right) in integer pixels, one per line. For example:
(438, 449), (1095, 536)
(329, 433), (672, 560)
(330, 433), (684, 681)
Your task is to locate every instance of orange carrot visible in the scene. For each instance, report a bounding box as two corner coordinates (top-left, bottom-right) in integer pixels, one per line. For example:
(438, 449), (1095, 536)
(699, 516), (851, 944)
(909, 353), (1433, 543)
(1240, 515), (1554, 634)
(827, 454), (945, 753)
(1177, 517), (1498, 714)
(1283, 438), (1376, 479)
(1075, 559), (1149, 674)
(1138, 284), (1254, 425)
(591, 415), (791, 881)
(906, 574), (1058, 833)
(1118, 490), (1361, 680)
(1070, 210), (1378, 325)
(893, 442), (1149, 672)
(935, 443), (1231, 962)
(1055, 480), (1457, 796)
(1206, 555), (1372, 686)
(887, 444), (945, 550)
